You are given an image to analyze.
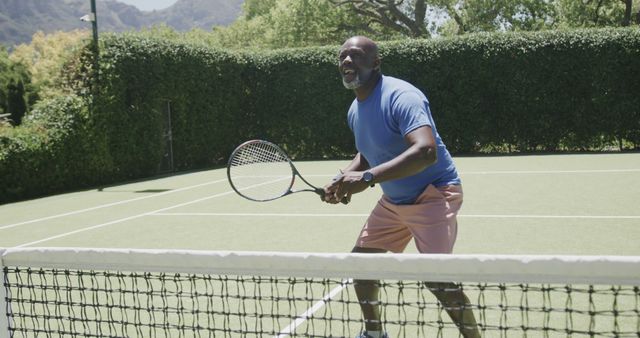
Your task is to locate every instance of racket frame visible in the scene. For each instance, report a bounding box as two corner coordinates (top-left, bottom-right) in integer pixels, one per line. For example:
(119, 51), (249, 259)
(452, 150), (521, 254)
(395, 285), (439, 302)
(227, 140), (325, 202)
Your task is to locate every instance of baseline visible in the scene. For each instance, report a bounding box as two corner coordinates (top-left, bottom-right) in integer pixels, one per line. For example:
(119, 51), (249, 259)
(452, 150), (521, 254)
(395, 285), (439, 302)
(150, 212), (640, 219)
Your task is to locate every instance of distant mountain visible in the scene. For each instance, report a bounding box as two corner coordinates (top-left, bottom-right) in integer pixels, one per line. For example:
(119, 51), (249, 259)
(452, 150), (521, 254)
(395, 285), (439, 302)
(0, 0), (244, 48)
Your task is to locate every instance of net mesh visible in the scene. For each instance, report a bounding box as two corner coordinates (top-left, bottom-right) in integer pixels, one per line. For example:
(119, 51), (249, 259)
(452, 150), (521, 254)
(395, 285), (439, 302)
(228, 141), (293, 201)
(2, 248), (639, 338)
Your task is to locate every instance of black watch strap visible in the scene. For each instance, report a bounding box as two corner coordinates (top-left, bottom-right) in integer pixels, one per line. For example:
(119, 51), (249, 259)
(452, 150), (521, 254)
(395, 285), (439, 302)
(362, 171), (375, 187)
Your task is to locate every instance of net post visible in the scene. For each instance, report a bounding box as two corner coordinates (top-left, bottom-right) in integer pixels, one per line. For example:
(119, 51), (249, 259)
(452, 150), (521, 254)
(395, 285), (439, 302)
(0, 248), (9, 338)
(165, 100), (174, 172)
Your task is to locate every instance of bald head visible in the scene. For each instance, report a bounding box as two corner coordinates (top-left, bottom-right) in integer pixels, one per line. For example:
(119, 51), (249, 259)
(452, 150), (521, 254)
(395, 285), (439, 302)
(341, 36), (379, 59)
(338, 36), (381, 93)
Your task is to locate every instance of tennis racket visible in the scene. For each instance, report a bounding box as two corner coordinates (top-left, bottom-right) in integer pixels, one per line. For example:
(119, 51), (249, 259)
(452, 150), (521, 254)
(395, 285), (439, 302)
(227, 140), (348, 203)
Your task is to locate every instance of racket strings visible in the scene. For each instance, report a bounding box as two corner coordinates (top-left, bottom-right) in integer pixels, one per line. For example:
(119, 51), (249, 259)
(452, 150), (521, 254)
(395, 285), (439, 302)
(232, 142), (287, 167)
(228, 141), (294, 201)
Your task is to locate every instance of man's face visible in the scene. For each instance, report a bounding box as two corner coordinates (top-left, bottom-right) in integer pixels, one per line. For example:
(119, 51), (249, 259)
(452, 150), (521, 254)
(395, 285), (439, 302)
(338, 42), (377, 90)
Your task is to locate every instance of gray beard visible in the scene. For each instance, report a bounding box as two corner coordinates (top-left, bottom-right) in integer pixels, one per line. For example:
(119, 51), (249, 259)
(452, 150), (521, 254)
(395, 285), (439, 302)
(342, 74), (362, 90)
(342, 70), (373, 90)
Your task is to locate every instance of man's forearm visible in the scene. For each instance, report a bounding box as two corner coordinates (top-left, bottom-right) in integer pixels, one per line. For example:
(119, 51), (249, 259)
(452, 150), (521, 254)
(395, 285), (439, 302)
(368, 144), (436, 184)
(344, 152), (370, 172)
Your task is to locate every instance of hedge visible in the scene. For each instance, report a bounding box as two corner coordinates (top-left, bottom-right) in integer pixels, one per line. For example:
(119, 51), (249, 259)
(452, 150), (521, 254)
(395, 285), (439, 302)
(95, 28), (640, 177)
(0, 94), (109, 202)
(1, 28), (638, 203)
(386, 29), (640, 152)
(94, 35), (354, 181)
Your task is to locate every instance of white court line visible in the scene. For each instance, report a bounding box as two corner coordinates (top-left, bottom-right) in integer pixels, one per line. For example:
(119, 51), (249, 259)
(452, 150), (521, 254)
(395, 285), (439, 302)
(153, 212), (368, 217)
(152, 212), (640, 219)
(14, 190), (237, 248)
(461, 214), (640, 219)
(13, 177), (292, 248)
(274, 279), (351, 338)
(8, 167), (637, 334)
(0, 178), (228, 231)
(4, 168), (637, 231)
(459, 169), (640, 175)
(303, 169), (640, 176)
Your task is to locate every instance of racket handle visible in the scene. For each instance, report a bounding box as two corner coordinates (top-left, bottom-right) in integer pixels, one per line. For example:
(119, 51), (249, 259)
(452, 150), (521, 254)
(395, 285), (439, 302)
(316, 189), (350, 205)
(335, 170), (349, 204)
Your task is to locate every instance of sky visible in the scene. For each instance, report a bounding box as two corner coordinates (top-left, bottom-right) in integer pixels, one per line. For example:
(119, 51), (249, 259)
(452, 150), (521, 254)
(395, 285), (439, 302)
(112, 0), (179, 12)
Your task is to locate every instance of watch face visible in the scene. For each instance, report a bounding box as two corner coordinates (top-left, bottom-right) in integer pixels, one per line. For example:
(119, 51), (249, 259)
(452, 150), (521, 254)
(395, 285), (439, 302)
(363, 171), (374, 182)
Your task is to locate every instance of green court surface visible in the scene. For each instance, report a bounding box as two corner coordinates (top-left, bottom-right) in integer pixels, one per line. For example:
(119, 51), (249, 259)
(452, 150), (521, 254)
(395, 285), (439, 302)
(2, 153), (640, 337)
(1, 152), (639, 255)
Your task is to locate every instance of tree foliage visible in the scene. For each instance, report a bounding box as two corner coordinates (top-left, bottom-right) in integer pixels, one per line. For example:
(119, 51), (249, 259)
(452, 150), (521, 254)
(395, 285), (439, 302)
(328, 0), (639, 38)
(10, 30), (90, 99)
(553, 0), (634, 28)
(60, 0), (639, 51)
(209, 0), (402, 49)
(0, 46), (33, 126)
(7, 78), (26, 125)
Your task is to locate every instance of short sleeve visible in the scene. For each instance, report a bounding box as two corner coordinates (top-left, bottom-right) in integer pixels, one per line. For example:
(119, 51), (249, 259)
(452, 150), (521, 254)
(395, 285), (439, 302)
(391, 91), (431, 136)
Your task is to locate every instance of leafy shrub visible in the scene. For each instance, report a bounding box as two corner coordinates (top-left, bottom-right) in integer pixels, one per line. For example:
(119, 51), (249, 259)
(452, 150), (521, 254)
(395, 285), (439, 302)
(96, 28), (639, 173)
(0, 94), (109, 203)
(383, 28), (640, 152)
(1, 28), (638, 203)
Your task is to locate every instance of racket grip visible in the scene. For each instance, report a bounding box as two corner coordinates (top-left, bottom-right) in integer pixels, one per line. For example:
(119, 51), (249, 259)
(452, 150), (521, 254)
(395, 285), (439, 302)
(316, 189), (350, 205)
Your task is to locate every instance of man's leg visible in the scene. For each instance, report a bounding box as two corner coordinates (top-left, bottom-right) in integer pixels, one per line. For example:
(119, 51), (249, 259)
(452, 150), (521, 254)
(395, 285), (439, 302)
(352, 196), (413, 335)
(408, 185), (481, 337)
(352, 247), (480, 337)
(352, 246), (387, 333)
(426, 282), (481, 338)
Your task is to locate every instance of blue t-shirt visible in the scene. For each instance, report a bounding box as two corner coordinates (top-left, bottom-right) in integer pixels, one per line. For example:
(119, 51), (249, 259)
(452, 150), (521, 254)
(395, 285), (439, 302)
(347, 75), (460, 204)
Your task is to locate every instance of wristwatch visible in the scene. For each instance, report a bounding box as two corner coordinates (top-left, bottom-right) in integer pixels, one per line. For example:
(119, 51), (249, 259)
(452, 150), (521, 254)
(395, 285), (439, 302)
(362, 171), (375, 187)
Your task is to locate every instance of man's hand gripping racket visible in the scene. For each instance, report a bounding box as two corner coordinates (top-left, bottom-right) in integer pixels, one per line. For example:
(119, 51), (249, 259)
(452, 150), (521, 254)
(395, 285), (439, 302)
(227, 140), (349, 204)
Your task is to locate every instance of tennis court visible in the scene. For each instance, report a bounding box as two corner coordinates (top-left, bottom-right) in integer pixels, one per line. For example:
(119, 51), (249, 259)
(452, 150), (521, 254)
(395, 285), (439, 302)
(2, 152), (640, 337)
(2, 153), (639, 254)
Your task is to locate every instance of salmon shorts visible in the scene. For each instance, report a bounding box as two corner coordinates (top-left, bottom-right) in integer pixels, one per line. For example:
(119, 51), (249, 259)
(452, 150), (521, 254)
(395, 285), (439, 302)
(355, 184), (463, 254)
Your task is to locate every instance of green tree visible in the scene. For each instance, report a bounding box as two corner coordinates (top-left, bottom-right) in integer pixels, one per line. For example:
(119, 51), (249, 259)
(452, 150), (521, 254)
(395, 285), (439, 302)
(329, 0), (556, 37)
(622, 0), (633, 25)
(0, 45), (33, 126)
(243, 0), (278, 19)
(10, 30), (89, 99)
(130, 0), (639, 49)
(210, 0), (401, 49)
(0, 46), (9, 117)
(329, 0), (434, 37)
(329, 0), (638, 38)
(459, 0), (556, 32)
(7, 78), (26, 125)
(554, 0), (624, 27)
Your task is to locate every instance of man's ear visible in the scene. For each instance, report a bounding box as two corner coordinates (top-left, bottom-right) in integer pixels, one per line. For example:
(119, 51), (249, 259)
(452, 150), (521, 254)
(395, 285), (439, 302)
(373, 57), (381, 71)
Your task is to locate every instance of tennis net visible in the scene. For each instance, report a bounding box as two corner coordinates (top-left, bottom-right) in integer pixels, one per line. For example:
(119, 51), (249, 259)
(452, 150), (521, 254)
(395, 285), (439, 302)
(1, 247), (639, 337)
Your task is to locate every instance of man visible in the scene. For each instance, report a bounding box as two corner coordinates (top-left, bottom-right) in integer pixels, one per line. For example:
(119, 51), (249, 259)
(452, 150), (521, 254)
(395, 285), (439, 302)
(323, 36), (481, 338)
